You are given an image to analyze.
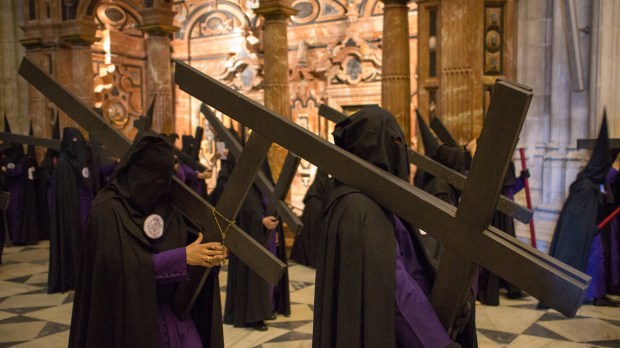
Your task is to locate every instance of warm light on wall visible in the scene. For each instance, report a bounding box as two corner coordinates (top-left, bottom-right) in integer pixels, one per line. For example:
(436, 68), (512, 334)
(94, 28), (116, 107)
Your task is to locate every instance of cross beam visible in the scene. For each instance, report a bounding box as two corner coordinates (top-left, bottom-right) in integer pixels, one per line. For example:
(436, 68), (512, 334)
(0, 132), (61, 151)
(175, 61), (589, 330)
(266, 152), (301, 217)
(201, 104), (303, 233)
(18, 57), (286, 318)
(577, 138), (620, 150)
(318, 104), (534, 224)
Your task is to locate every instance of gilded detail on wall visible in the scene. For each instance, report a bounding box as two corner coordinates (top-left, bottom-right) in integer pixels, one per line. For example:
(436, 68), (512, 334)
(93, 60), (144, 130)
(484, 4), (504, 75)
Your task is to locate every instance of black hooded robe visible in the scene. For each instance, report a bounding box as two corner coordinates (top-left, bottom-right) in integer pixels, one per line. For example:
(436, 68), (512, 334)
(48, 128), (94, 293)
(314, 106), (451, 348)
(69, 132), (223, 348)
(547, 115), (611, 304)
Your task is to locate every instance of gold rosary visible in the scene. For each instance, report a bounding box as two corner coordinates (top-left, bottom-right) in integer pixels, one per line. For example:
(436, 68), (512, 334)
(211, 208), (235, 243)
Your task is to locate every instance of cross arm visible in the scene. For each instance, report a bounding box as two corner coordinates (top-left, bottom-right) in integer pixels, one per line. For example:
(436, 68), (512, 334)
(200, 104), (302, 233)
(0, 132), (61, 151)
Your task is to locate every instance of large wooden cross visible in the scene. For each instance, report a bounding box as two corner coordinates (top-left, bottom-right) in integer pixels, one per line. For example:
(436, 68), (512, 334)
(319, 104), (534, 224)
(174, 61), (590, 335)
(200, 104), (302, 232)
(18, 58), (286, 322)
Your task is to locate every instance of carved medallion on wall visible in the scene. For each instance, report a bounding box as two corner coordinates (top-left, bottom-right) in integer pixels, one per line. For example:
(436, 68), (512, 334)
(484, 5), (504, 75)
(290, 0), (346, 24)
(327, 37), (381, 85)
(190, 10), (242, 38)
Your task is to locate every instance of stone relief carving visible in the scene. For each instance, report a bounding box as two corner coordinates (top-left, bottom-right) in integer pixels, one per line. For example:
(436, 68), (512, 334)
(326, 36), (382, 85)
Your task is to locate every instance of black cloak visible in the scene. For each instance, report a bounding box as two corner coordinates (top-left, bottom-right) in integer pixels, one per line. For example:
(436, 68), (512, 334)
(69, 132), (223, 348)
(548, 116), (611, 273)
(48, 128), (93, 293)
(35, 120), (60, 240)
(17, 142), (40, 245)
(314, 106), (436, 347)
(290, 169), (335, 267)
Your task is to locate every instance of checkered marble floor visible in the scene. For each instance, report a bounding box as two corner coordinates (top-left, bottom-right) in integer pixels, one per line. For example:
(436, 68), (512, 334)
(1, 241), (620, 347)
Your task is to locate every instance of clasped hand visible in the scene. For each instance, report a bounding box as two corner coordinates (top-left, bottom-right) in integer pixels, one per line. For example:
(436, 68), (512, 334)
(186, 233), (227, 267)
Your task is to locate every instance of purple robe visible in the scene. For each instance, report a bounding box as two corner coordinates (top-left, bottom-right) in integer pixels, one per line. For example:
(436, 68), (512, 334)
(152, 247), (202, 348)
(393, 216), (451, 348)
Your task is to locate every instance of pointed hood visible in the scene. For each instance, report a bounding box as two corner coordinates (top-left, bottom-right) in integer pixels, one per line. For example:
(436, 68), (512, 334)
(430, 115), (457, 145)
(333, 105), (409, 182)
(577, 111), (611, 184)
(416, 109), (439, 156)
(27, 121), (36, 158)
(4, 114), (11, 133)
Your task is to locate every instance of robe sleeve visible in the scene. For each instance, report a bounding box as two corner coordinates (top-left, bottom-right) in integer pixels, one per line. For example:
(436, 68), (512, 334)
(512, 176), (525, 195)
(152, 247), (189, 284)
(394, 241), (451, 348)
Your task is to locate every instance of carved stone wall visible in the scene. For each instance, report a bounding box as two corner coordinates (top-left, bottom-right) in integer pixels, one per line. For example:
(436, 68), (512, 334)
(172, 0), (417, 208)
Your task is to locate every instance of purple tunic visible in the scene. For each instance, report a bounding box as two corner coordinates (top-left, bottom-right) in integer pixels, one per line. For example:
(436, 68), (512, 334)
(152, 247), (202, 348)
(393, 216), (451, 348)
(179, 164), (202, 195)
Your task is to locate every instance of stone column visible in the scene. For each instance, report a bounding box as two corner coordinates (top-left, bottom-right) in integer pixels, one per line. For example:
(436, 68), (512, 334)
(380, 0), (411, 141)
(0, 0), (28, 133)
(139, 6), (178, 134)
(255, 0), (296, 181)
(21, 15), (98, 143)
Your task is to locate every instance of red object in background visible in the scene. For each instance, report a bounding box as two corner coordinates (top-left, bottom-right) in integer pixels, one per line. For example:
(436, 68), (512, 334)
(519, 147), (537, 248)
(598, 205), (620, 229)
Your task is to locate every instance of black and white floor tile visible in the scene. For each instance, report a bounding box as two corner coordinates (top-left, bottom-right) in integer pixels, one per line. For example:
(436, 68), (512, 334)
(1, 241), (619, 347)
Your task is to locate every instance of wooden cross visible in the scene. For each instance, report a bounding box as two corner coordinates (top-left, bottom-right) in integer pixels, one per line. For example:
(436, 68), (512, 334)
(174, 61), (590, 335)
(200, 104), (303, 233)
(18, 58), (286, 322)
(319, 104), (534, 224)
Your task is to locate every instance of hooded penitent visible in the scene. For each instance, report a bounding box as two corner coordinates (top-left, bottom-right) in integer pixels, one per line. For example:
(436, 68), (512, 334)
(549, 114), (611, 273)
(48, 127), (95, 293)
(315, 105), (449, 348)
(70, 132), (223, 348)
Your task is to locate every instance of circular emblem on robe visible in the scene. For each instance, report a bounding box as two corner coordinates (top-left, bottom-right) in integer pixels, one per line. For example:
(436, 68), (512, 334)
(144, 214), (164, 239)
(7, 163), (15, 170)
(82, 167), (90, 179)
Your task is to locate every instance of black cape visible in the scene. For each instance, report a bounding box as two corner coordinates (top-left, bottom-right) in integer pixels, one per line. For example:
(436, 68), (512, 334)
(290, 170), (335, 267)
(549, 117), (610, 274)
(314, 185), (397, 347)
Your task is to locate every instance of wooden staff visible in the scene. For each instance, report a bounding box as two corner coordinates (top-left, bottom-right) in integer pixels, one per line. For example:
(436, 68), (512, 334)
(519, 147), (537, 248)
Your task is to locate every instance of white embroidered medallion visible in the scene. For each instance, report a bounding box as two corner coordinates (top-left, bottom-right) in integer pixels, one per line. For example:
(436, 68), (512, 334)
(144, 214), (164, 239)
